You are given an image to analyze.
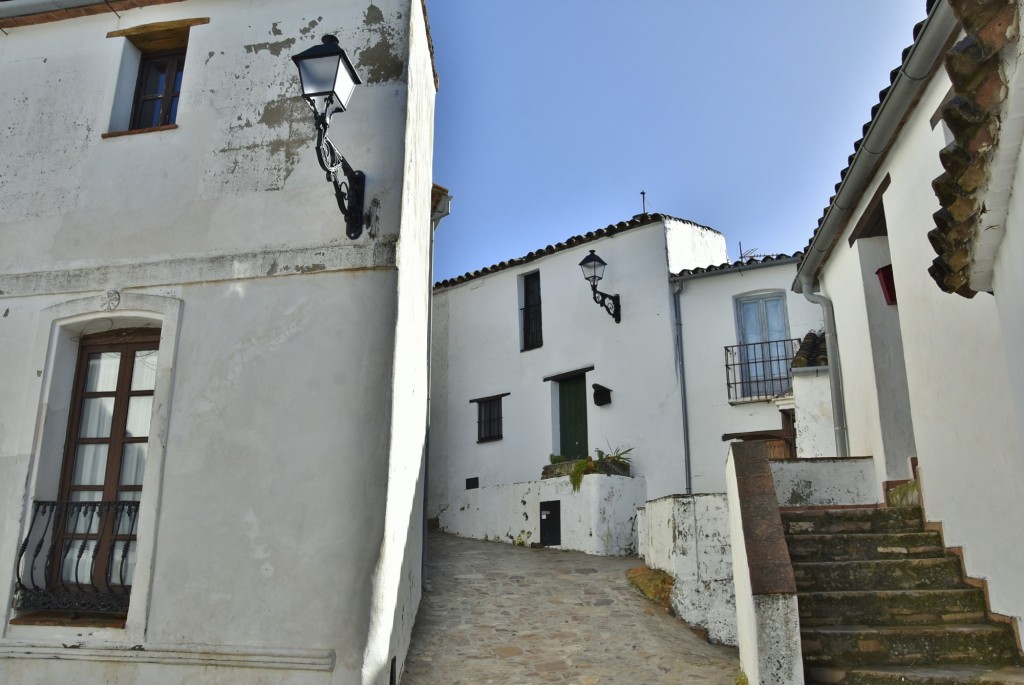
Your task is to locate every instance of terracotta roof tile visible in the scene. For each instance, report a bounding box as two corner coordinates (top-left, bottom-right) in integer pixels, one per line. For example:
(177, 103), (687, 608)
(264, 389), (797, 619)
(928, 0), (1018, 297)
(433, 213), (720, 290)
(675, 252), (802, 278)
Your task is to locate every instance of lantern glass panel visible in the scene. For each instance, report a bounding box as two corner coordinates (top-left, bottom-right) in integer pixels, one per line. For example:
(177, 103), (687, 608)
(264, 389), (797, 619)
(298, 54), (341, 97)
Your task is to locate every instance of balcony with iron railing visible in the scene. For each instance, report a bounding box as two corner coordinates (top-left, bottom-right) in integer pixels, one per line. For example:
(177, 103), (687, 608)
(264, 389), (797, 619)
(724, 338), (800, 402)
(14, 500), (140, 616)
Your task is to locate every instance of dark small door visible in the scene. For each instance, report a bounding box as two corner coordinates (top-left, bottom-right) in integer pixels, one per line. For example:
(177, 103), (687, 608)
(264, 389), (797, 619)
(540, 500), (561, 546)
(558, 375), (588, 458)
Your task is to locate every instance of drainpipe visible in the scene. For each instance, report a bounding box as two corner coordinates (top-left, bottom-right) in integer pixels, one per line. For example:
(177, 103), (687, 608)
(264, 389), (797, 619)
(670, 278), (693, 494)
(798, 275), (849, 458)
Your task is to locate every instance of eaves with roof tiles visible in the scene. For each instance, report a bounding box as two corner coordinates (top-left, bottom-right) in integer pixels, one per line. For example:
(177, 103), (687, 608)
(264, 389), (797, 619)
(433, 213), (720, 290)
(929, 0), (1018, 297)
(676, 252), (802, 280)
(795, 0), (943, 282)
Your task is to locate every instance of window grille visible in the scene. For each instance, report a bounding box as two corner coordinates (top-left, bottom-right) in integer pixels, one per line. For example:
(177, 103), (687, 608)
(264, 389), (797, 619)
(724, 339), (800, 401)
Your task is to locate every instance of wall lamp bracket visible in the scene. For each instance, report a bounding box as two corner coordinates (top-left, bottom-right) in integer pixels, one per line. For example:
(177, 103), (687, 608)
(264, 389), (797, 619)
(292, 35), (366, 239)
(578, 250), (622, 323)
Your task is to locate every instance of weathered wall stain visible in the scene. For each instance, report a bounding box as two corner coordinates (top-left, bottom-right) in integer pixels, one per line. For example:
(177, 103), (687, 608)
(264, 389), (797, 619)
(355, 4), (405, 84)
(243, 37), (297, 57)
(299, 18), (321, 36)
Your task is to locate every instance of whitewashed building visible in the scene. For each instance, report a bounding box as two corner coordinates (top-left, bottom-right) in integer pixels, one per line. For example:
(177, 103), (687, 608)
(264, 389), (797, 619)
(428, 212), (829, 554)
(0, 0), (438, 683)
(429, 215), (726, 546)
(674, 255), (824, 493)
(794, 0), (1024, 642)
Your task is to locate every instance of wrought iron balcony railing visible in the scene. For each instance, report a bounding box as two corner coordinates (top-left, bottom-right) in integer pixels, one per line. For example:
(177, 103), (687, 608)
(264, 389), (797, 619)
(724, 339), (800, 401)
(14, 500), (140, 615)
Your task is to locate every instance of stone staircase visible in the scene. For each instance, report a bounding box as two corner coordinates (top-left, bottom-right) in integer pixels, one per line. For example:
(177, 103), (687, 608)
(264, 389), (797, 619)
(782, 506), (1022, 684)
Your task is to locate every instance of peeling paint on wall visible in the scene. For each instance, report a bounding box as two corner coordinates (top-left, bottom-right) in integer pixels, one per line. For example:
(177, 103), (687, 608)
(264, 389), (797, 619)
(242, 37), (297, 58)
(355, 3), (406, 84)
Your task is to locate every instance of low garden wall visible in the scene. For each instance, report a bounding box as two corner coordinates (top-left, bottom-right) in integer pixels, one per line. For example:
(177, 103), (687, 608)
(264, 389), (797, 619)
(437, 474), (645, 556)
(640, 494), (736, 645)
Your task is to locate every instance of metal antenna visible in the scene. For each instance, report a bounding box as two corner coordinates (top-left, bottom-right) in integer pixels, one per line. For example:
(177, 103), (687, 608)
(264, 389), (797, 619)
(641, 190), (647, 214)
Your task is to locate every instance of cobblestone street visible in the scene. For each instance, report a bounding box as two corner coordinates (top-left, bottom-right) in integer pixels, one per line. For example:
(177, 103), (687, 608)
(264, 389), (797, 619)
(403, 531), (739, 684)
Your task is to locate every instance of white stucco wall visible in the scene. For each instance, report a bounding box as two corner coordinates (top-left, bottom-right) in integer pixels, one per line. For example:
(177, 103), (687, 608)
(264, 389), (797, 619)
(641, 494), (735, 645)
(770, 458), (876, 507)
(437, 475), (645, 556)
(791, 369), (834, 459)
(676, 263), (823, 493)
(0, 1), (436, 683)
(428, 218), (727, 519)
(819, 65), (1024, 625)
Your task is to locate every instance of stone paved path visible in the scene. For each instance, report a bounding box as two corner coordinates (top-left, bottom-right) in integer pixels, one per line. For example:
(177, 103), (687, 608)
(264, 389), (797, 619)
(403, 531), (739, 685)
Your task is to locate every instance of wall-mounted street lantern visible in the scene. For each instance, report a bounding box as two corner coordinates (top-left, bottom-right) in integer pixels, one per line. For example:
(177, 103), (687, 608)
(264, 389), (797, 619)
(579, 250), (621, 323)
(292, 35), (366, 239)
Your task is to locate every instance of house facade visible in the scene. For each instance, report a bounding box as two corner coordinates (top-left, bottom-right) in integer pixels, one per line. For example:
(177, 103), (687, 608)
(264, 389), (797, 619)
(0, 1), (437, 683)
(674, 255), (824, 493)
(428, 215), (727, 524)
(428, 213), (829, 553)
(795, 0), (1024, 638)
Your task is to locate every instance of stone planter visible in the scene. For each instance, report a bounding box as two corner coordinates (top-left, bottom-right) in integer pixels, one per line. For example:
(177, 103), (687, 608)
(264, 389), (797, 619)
(541, 459), (631, 480)
(541, 460), (585, 479)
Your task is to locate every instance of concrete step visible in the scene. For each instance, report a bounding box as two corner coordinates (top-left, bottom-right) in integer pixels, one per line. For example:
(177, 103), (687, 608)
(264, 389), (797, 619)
(790, 557), (966, 589)
(787, 532), (946, 563)
(802, 624), (1019, 668)
(798, 588), (987, 626)
(793, 558), (966, 592)
(807, 664), (1024, 684)
(782, 507), (923, 536)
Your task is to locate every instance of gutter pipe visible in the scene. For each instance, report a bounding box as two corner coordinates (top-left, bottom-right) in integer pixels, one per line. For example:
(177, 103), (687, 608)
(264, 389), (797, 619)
(792, 1), (957, 459)
(670, 277), (692, 494)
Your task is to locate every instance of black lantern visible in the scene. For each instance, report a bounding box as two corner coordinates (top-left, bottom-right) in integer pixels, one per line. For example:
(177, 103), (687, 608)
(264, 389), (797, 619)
(292, 35), (366, 239)
(578, 250), (621, 323)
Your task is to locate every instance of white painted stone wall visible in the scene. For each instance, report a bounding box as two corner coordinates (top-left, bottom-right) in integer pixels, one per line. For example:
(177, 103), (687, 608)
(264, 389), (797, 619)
(437, 475), (645, 556)
(429, 218), (727, 519)
(770, 458), (876, 507)
(791, 368), (834, 459)
(676, 262), (823, 493)
(0, 1), (436, 683)
(641, 495), (736, 645)
(818, 60), (1024, 624)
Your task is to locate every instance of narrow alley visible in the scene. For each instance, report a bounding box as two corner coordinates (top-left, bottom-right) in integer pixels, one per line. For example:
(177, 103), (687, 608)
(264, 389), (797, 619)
(403, 531), (739, 684)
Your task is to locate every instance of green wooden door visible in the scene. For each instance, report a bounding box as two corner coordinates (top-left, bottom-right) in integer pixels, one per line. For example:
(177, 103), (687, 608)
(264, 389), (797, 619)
(559, 376), (588, 458)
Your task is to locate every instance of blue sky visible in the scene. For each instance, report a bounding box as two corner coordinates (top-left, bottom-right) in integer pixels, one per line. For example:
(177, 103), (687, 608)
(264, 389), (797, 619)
(426, 1), (929, 282)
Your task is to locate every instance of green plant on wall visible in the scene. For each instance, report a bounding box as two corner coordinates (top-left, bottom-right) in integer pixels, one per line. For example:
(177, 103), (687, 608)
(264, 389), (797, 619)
(549, 453), (570, 464)
(569, 446), (633, 492)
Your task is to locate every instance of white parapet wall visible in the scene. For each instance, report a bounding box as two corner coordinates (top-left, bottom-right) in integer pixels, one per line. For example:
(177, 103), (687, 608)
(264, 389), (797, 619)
(641, 494), (736, 645)
(791, 367), (835, 459)
(771, 456), (877, 507)
(438, 475), (645, 556)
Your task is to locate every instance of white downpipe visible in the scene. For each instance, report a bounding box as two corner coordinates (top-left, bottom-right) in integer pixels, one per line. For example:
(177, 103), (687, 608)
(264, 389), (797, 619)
(799, 273), (849, 458)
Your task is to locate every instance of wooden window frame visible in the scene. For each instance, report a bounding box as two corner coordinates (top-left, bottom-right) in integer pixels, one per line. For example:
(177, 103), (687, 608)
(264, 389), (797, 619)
(130, 50), (186, 131)
(54, 329), (159, 601)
